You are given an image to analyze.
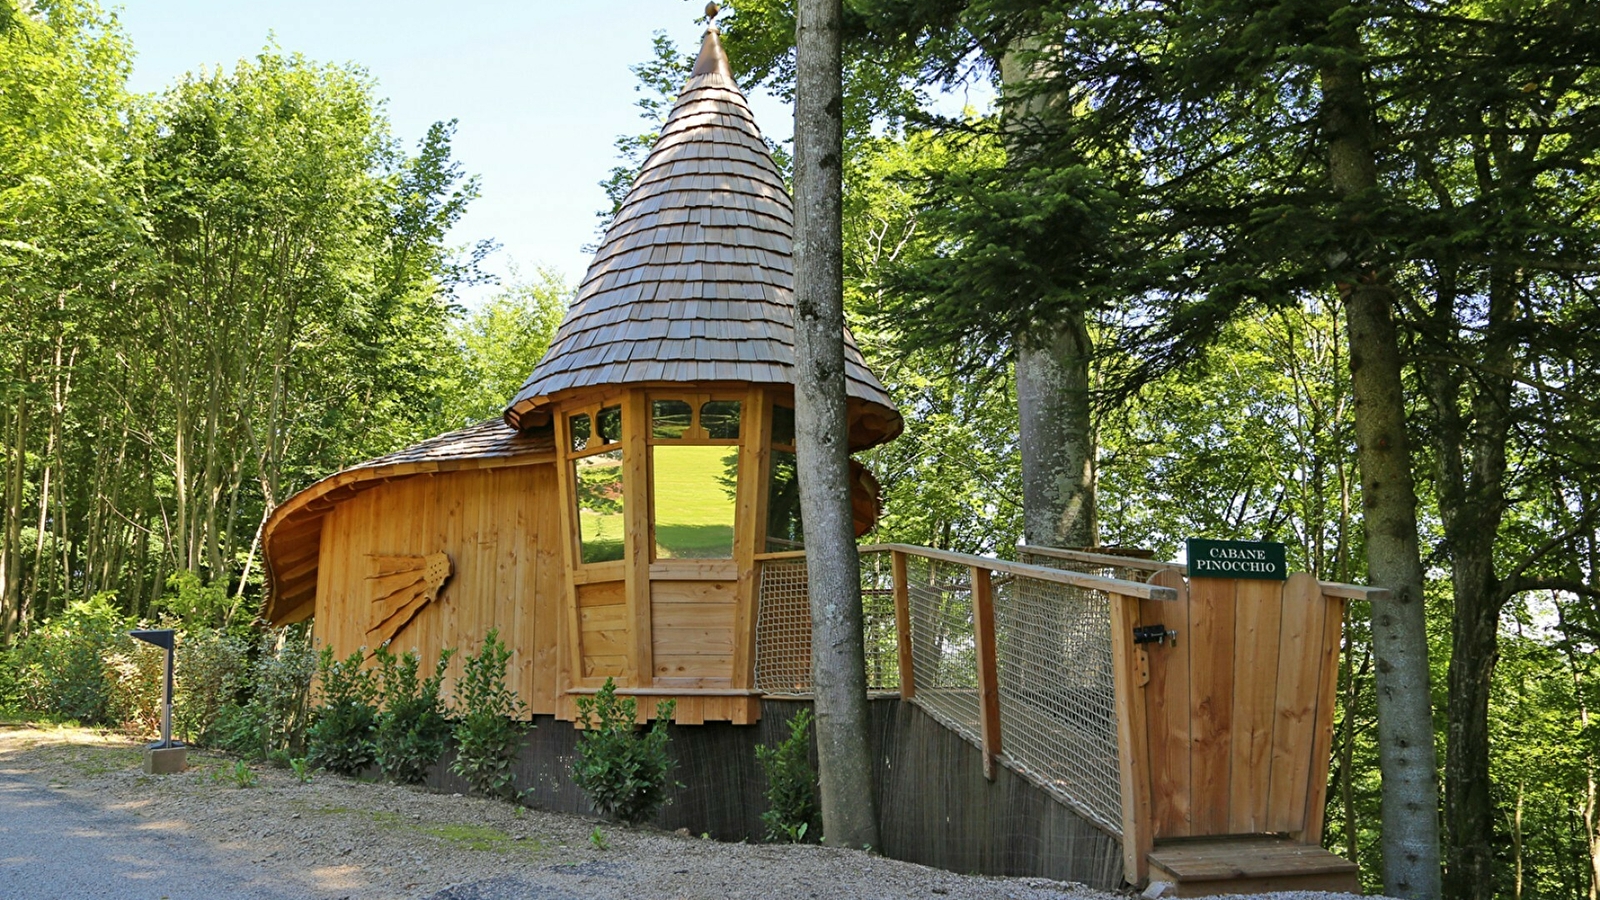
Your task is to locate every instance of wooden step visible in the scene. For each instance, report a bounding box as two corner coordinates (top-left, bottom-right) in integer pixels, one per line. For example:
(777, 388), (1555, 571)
(1147, 835), (1360, 897)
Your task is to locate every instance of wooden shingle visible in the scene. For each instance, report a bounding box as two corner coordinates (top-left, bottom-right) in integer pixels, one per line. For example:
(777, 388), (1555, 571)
(504, 25), (900, 449)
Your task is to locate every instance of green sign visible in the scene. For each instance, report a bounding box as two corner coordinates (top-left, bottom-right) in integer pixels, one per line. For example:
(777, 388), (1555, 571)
(1185, 538), (1287, 581)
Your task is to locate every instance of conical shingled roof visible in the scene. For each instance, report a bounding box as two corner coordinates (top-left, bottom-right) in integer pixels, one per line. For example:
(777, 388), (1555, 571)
(503, 25), (902, 449)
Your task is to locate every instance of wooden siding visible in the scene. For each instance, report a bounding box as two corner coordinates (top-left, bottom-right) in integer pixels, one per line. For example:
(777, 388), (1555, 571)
(311, 464), (563, 714)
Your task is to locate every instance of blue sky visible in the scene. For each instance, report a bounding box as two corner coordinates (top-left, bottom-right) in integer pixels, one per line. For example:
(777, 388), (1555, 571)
(116, 0), (793, 305)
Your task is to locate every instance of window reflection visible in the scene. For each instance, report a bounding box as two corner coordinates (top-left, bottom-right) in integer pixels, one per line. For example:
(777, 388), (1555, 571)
(766, 449), (803, 552)
(772, 405), (795, 448)
(575, 450), (625, 563)
(652, 400), (692, 440)
(597, 405), (622, 444)
(700, 400), (742, 439)
(653, 445), (738, 559)
(569, 413), (591, 453)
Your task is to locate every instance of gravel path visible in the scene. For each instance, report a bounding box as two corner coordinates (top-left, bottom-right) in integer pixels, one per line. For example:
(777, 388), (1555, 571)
(0, 723), (1375, 900)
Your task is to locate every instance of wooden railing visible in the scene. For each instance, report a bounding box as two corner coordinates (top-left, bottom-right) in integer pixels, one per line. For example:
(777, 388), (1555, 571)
(754, 542), (1385, 881)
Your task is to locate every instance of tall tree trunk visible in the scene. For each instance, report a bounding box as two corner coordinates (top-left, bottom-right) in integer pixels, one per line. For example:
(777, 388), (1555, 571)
(3, 366), (28, 642)
(793, 0), (880, 851)
(999, 44), (1097, 551)
(1319, 17), (1442, 899)
(1016, 321), (1097, 548)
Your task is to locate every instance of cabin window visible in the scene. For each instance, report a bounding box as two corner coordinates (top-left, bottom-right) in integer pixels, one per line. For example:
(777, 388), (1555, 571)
(767, 405), (802, 551)
(575, 449), (625, 563)
(597, 405), (622, 445)
(647, 392), (744, 559)
(652, 400), (693, 439)
(569, 413), (592, 453)
(652, 446), (738, 558)
(700, 400), (742, 439)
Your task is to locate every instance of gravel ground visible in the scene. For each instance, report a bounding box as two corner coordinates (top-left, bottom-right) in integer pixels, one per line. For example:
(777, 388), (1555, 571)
(0, 723), (1376, 900)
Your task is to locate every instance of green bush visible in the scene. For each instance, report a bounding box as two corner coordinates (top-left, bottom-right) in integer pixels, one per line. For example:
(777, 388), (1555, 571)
(13, 594), (133, 725)
(571, 678), (676, 826)
(173, 628), (249, 744)
(756, 708), (822, 842)
(306, 647), (378, 776)
(450, 629), (526, 799)
(206, 627), (315, 759)
(104, 640), (164, 737)
(373, 643), (455, 785)
(153, 571), (248, 634)
(0, 649), (22, 714)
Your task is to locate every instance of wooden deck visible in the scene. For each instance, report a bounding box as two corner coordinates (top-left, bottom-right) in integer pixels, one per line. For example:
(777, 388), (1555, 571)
(1146, 835), (1359, 896)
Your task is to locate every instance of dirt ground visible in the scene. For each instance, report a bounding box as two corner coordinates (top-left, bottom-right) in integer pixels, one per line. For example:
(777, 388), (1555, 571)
(0, 722), (1136, 900)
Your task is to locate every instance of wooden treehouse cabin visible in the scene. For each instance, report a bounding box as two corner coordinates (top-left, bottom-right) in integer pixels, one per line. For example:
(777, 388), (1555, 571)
(260, 18), (1370, 896)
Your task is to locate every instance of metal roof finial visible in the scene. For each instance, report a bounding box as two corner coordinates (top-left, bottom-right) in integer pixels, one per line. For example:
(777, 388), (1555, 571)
(704, 2), (720, 28)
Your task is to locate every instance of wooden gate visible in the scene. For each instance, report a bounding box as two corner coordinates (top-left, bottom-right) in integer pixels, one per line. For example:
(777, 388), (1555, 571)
(1113, 569), (1351, 889)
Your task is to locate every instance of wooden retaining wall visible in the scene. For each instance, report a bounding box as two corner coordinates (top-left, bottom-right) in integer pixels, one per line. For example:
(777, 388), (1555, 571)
(422, 697), (1123, 888)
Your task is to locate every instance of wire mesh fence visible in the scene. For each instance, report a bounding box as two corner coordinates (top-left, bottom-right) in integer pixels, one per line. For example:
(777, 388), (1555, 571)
(753, 547), (1126, 837)
(754, 555), (898, 695)
(991, 569), (1122, 834)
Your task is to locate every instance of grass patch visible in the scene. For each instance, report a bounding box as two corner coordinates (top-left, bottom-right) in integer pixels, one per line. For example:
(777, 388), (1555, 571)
(425, 823), (514, 851)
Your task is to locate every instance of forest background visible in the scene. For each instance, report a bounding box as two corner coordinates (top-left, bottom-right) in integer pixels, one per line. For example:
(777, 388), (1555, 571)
(3, 1), (1599, 899)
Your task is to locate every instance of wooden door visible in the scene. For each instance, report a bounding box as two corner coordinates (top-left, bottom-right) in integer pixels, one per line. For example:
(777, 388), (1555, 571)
(1137, 571), (1343, 842)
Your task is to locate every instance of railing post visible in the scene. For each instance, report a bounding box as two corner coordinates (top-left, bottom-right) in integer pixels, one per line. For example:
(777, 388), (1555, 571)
(971, 565), (1002, 781)
(891, 550), (915, 700)
(1109, 590), (1154, 886)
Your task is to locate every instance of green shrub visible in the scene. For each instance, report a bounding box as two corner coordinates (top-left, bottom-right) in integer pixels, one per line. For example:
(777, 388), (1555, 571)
(174, 628), (249, 744)
(205, 627), (315, 759)
(450, 629), (526, 799)
(373, 643), (455, 784)
(571, 678), (676, 826)
(0, 649), (22, 714)
(13, 594), (133, 724)
(756, 708), (822, 842)
(306, 647), (378, 776)
(104, 640), (164, 738)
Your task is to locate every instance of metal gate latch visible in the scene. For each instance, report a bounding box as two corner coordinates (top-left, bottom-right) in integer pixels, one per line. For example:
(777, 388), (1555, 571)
(1133, 624), (1178, 647)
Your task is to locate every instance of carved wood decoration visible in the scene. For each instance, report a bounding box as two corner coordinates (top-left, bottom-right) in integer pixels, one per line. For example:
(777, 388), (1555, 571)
(366, 552), (452, 647)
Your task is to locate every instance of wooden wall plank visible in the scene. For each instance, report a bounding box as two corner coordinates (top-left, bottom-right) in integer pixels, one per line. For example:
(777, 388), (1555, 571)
(622, 389), (653, 684)
(1297, 593), (1346, 844)
(1144, 568), (1192, 838)
(1187, 576), (1237, 836)
(531, 464), (563, 713)
(1267, 573), (1327, 834)
(1228, 578), (1285, 833)
(730, 386), (769, 689)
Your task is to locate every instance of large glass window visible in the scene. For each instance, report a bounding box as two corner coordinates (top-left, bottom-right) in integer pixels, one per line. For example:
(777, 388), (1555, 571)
(652, 445), (738, 558)
(648, 392), (744, 559)
(575, 449), (625, 563)
(766, 405), (802, 552)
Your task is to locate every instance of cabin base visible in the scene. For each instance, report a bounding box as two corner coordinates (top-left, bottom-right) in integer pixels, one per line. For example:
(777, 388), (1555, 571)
(1146, 836), (1359, 896)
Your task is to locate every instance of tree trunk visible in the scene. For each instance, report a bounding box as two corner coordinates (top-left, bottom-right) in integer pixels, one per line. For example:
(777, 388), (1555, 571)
(793, 0), (881, 851)
(1016, 321), (1097, 548)
(999, 43), (1098, 552)
(1319, 19), (1442, 899)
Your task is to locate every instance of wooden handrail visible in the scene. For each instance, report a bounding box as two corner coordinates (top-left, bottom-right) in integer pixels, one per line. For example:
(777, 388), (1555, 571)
(860, 543), (1179, 601)
(1017, 544), (1177, 573)
(1017, 543), (1391, 602)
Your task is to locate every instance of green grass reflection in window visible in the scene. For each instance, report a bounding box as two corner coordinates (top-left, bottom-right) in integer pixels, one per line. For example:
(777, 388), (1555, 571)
(652, 445), (738, 559)
(575, 450), (625, 563)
